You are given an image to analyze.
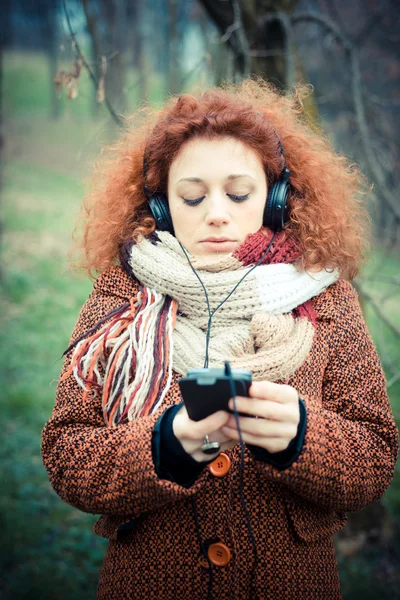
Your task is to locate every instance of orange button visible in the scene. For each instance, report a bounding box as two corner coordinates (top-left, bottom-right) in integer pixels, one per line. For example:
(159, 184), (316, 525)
(208, 452), (231, 477)
(208, 542), (232, 567)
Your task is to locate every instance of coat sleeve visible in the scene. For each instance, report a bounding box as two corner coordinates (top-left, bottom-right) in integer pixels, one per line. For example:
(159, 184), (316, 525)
(41, 267), (208, 518)
(252, 280), (399, 513)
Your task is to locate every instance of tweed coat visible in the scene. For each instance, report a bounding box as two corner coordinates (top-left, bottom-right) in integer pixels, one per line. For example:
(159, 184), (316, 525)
(42, 265), (398, 600)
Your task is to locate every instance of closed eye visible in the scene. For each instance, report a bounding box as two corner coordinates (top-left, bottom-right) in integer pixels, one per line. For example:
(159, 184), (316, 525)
(182, 193), (250, 206)
(182, 196), (205, 206)
(228, 193), (250, 202)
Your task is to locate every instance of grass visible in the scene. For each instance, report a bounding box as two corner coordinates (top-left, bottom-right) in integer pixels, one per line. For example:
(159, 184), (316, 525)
(0, 153), (106, 598)
(1, 53), (121, 598)
(1, 50), (399, 599)
(358, 250), (400, 517)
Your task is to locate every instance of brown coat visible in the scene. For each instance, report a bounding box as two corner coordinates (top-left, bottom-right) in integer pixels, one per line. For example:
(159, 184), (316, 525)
(42, 266), (398, 600)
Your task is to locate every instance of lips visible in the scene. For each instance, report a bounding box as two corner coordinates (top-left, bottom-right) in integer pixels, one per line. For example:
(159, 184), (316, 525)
(200, 238), (238, 252)
(201, 237), (235, 243)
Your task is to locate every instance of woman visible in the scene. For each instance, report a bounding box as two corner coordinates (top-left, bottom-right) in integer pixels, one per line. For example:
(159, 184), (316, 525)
(42, 79), (398, 599)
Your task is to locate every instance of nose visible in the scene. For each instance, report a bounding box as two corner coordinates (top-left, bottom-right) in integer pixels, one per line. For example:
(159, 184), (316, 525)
(204, 195), (231, 227)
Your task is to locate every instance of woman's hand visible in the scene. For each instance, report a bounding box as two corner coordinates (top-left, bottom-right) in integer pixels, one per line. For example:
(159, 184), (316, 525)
(173, 406), (235, 463)
(221, 381), (300, 454)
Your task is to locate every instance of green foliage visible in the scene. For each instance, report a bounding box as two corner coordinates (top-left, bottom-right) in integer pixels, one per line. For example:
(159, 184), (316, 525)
(4, 50), (167, 120)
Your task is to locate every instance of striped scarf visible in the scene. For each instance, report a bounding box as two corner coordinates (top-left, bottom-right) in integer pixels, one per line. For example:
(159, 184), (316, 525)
(64, 229), (338, 426)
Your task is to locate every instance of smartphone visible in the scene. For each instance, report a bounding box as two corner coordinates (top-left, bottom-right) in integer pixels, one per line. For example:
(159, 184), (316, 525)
(178, 367), (252, 422)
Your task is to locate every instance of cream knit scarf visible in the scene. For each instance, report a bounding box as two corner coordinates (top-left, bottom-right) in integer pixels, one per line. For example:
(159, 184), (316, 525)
(67, 229), (338, 425)
(129, 229), (337, 375)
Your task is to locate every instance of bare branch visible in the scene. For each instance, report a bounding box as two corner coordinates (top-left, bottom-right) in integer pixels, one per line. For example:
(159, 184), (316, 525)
(373, 311), (399, 377)
(318, 0), (394, 47)
(317, 0), (347, 34)
(353, 3), (394, 46)
(381, 288), (400, 303)
(231, 0), (251, 79)
(359, 274), (400, 285)
(249, 49), (285, 58)
(220, 22), (240, 44)
(363, 90), (400, 108)
(354, 281), (400, 338)
(62, 0), (123, 128)
(291, 10), (400, 221)
(359, 272), (400, 306)
(180, 53), (211, 87)
(278, 12), (295, 88)
(387, 372), (400, 388)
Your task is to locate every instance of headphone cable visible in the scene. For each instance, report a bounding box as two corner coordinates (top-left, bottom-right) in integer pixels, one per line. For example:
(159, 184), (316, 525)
(179, 232), (276, 599)
(179, 232), (276, 368)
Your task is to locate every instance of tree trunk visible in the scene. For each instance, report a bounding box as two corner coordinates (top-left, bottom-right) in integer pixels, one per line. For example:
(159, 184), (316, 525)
(81, 0), (102, 118)
(101, 0), (127, 115)
(42, 0), (60, 119)
(167, 0), (180, 94)
(0, 0), (12, 280)
(136, 0), (150, 103)
(127, 1), (140, 72)
(199, 0), (298, 87)
(82, 0), (127, 117)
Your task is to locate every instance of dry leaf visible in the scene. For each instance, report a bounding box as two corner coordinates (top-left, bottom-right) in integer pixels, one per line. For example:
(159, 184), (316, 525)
(66, 76), (78, 99)
(71, 57), (83, 79)
(97, 56), (107, 104)
(97, 78), (105, 104)
(54, 69), (67, 99)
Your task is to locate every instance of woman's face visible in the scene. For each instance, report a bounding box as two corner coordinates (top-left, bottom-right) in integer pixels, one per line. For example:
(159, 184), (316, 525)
(167, 137), (268, 257)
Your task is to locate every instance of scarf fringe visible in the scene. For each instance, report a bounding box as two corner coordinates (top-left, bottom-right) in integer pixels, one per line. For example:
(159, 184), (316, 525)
(62, 290), (177, 426)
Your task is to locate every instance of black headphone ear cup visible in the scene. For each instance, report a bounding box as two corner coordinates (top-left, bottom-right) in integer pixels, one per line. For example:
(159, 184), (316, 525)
(147, 193), (175, 235)
(263, 179), (290, 231)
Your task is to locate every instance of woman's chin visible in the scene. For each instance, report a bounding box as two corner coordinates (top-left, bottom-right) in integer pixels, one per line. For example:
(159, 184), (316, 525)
(195, 249), (235, 260)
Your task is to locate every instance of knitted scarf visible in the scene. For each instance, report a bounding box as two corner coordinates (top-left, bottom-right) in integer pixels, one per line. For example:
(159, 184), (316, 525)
(65, 229), (338, 426)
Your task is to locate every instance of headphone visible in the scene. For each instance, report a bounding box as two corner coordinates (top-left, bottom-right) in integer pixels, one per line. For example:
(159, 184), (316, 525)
(143, 131), (291, 234)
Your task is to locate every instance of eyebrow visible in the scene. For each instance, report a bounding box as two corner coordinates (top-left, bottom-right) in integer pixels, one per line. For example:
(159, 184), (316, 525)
(177, 174), (256, 184)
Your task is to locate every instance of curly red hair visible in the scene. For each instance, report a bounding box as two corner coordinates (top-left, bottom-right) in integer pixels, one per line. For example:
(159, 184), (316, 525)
(76, 78), (369, 279)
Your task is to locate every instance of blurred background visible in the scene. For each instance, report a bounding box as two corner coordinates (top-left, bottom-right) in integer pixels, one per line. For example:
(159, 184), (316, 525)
(0, 0), (399, 598)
